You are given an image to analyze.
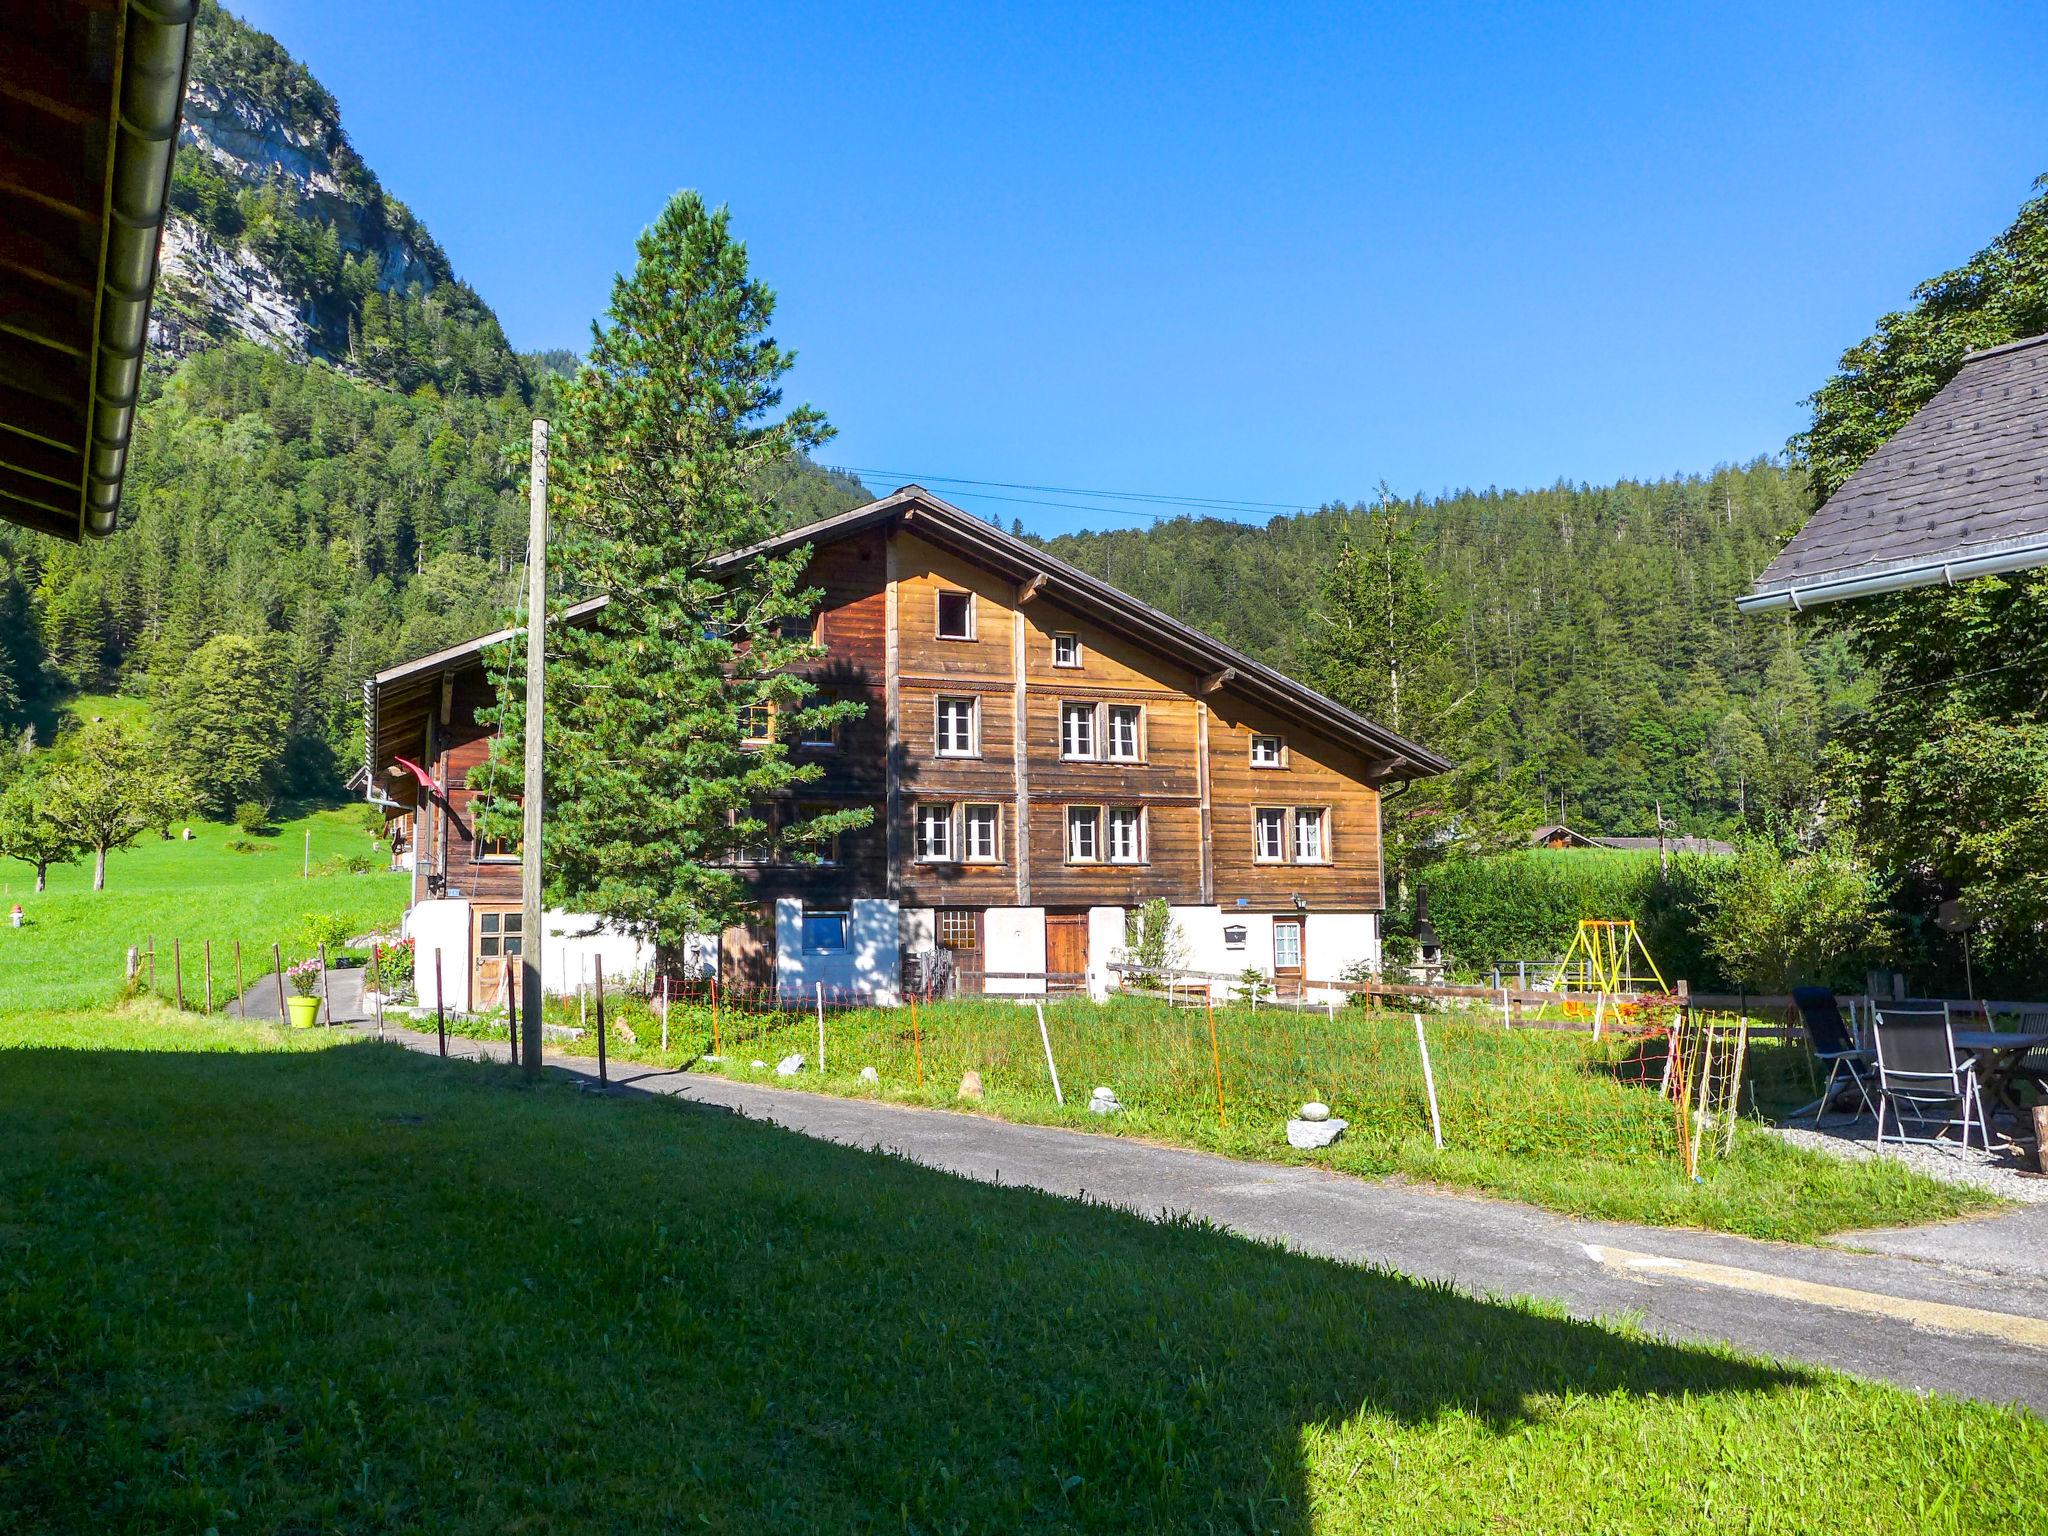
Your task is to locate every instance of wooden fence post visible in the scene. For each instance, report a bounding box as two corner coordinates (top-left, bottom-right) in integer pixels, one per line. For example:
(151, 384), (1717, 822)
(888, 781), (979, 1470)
(506, 963), (519, 1067)
(910, 991), (923, 1089)
(1205, 990), (1225, 1127)
(234, 941), (243, 1011)
(272, 943), (286, 1021)
(203, 940), (213, 1015)
(147, 934), (155, 993)
(317, 944), (331, 1026)
(594, 955), (607, 1086)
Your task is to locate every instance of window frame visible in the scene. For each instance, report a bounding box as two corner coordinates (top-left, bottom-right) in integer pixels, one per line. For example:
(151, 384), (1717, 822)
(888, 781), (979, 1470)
(935, 695), (980, 758)
(737, 701), (773, 746)
(914, 801), (956, 863)
(478, 909), (524, 958)
(1292, 805), (1329, 864)
(1065, 805), (1103, 864)
(1052, 632), (1082, 668)
(1059, 700), (1098, 761)
(475, 832), (520, 863)
(1253, 805), (1288, 864)
(1106, 703), (1143, 763)
(1249, 733), (1286, 769)
(963, 802), (1002, 863)
(936, 908), (980, 950)
(797, 694), (840, 751)
(935, 589), (976, 641)
(802, 910), (849, 954)
(791, 802), (843, 866)
(1107, 805), (1145, 865)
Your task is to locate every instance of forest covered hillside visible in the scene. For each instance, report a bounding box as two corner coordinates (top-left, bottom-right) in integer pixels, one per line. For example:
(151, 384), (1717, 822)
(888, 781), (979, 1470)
(1037, 459), (1842, 842)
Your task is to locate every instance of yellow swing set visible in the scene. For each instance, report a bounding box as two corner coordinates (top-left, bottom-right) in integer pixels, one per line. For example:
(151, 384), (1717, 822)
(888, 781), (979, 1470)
(1547, 919), (1670, 1010)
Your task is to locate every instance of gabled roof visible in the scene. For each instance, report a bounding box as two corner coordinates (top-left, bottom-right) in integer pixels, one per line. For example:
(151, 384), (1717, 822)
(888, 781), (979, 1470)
(1, 2), (196, 539)
(1528, 825), (1734, 856)
(713, 486), (1454, 778)
(363, 486), (1455, 785)
(1741, 332), (2048, 612)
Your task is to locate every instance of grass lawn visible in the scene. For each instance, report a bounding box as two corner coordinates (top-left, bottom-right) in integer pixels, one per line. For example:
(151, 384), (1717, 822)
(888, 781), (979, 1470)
(1, 1005), (2040, 1533)
(461, 990), (1999, 1243)
(0, 803), (408, 1012)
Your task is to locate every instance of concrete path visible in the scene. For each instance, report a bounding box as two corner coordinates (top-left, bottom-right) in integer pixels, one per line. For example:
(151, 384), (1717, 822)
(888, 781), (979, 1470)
(355, 1020), (2048, 1413)
(230, 965), (367, 1024)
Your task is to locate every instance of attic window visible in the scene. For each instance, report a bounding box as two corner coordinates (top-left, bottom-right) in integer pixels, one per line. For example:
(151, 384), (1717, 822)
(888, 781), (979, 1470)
(1053, 633), (1081, 667)
(936, 591), (974, 640)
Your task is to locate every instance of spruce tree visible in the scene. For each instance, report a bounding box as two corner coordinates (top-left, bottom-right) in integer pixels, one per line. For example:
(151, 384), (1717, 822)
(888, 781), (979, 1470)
(163, 633), (289, 815)
(476, 192), (868, 945)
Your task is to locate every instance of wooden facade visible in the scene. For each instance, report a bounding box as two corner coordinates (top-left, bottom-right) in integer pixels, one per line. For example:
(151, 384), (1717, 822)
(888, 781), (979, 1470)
(364, 488), (1450, 989)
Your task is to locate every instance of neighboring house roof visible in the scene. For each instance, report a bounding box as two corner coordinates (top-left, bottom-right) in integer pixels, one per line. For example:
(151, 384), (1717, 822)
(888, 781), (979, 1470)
(1, 2), (196, 539)
(1741, 332), (2048, 612)
(1528, 825), (1734, 856)
(362, 485), (1454, 787)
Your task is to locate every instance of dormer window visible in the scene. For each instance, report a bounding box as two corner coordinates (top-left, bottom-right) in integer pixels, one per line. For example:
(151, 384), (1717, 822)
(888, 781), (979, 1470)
(936, 590), (975, 640)
(1250, 734), (1285, 768)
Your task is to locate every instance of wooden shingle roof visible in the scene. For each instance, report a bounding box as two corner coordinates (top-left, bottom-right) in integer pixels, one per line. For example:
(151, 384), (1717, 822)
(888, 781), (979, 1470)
(1741, 333), (2048, 611)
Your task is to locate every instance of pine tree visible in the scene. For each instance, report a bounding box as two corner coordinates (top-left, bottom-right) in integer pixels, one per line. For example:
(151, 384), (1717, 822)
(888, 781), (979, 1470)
(476, 192), (869, 944)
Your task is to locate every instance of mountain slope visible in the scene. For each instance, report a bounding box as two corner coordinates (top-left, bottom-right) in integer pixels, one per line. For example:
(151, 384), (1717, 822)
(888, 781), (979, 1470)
(152, 1), (526, 400)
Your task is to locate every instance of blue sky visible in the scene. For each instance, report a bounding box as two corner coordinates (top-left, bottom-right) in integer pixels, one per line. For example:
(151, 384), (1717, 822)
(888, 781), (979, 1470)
(237, 1), (2047, 534)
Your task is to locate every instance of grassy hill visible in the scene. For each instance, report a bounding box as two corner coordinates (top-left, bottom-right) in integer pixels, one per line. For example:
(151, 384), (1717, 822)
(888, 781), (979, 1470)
(0, 801), (406, 1012)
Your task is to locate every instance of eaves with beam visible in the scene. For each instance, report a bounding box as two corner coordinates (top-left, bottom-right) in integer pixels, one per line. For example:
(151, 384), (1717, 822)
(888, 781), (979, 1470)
(1741, 333), (2048, 613)
(0, 1), (195, 541)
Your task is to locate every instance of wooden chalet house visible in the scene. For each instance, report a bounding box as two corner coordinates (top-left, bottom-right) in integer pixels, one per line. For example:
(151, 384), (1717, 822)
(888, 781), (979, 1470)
(363, 487), (1451, 1009)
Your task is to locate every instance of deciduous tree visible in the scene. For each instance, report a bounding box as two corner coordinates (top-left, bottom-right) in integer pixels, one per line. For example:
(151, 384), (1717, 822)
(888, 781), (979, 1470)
(0, 766), (84, 892)
(163, 633), (290, 815)
(41, 724), (191, 891)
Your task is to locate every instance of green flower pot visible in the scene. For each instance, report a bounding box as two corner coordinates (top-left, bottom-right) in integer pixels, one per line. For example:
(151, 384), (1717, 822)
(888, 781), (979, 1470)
(286, 995), (320, 1029)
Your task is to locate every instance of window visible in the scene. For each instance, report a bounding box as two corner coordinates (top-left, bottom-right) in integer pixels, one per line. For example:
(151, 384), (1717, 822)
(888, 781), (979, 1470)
(936, 590), (975, 640)
(964, 803), (1001, 862)
(794, 804), (842, 865)
(798, 696), (839, 750)
(1293, 806), (1327, 863)
(1108, 806), (1144, 863)
(803, 910), (849, 954)
(1053, 632), (1082, 668)
(1254, 806), (1287, 862)
(733, 805), (773, 865)
(737, 703), (772, 744)
(1273, 920), (1303, 971)
(936, 909), (979, 949)
(936, 696), (979, 757)
(1061, 702), (1097, 760)
(1107, 704), (1142, 762)
(778, 611), (823, 643)
(1250, 734), (1285, 768)
(1066, 806), (1101, 862)
(916, 802), (955, 862)
(478, 910), (523, 957)
(475, 832), (519, 862)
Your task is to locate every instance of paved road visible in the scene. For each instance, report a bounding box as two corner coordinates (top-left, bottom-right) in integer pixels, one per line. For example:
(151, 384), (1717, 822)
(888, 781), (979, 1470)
(355, 1020), (2048, 1413)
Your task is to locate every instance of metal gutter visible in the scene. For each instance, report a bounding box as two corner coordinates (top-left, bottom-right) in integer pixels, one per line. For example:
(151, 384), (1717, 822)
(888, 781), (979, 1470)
(1737, 534), (2048, 614)
(83, 0), (196, 537)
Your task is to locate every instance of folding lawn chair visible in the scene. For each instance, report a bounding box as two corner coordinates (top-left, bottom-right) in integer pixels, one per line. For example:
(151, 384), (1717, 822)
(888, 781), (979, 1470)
(1871, 1002), (1989, 1151)
(1790, 986), (1873, 1122)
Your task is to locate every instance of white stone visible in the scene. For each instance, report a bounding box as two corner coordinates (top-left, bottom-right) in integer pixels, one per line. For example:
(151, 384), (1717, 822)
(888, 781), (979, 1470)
(1287, 1117), (1348, 1150)
(751, 1059), (768, 1070)
(774, 1053), (804, 1076)
(860, 1066), (879, 1084)
(1088, 1086), (1123, 1115)
(1298, 1101), (1331, 1122)
(959, 1069), (985, 1101)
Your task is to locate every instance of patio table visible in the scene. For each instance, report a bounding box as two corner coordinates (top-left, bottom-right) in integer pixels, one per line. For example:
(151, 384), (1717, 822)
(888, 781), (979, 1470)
(1955, 1030), (2048, 1124)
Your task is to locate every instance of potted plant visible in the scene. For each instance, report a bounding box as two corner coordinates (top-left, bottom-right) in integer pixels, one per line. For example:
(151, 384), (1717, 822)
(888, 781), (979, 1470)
(285, 957), (323, 1029)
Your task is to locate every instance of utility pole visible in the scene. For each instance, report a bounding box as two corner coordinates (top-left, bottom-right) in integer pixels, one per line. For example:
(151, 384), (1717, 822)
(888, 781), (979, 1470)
(520, 420), (549, 1079)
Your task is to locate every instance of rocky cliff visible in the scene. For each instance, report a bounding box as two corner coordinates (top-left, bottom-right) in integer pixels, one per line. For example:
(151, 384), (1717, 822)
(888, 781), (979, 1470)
(150, 2), (526, 400)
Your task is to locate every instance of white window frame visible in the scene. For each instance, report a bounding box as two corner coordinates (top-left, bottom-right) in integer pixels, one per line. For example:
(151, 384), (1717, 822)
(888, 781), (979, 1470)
(1052, 632), (1082, 668)
(1272, 919), (1303, 971)
(935, 589), (975, 641)
(963, 803), (1002, 863)
(1250, 733), (1286, 768)
(1292, 806), (1328, 864)
(1065, 805), (1102, 863)
(1254, 806), (1287, 863)
(935, 695), (979, 758)
(1106, 704), (1142, 763)
(915, 802), (956, 862)
(803, 910), (849, 954)
(1060, 701), (1098, 761)
(1107, 805), (1144, 864)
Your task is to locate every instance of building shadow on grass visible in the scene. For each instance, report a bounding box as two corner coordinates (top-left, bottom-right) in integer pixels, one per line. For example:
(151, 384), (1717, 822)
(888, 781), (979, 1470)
(1, 1039), (1820, 1533)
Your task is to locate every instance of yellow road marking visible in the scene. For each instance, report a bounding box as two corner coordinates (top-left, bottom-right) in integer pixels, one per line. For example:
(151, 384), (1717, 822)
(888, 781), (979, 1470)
(1582, 1243), (2048, 1352)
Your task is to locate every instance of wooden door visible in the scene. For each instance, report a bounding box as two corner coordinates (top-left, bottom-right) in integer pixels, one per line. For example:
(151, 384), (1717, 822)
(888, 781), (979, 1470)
(934, 908), (984, 994)
(1045, 911), (1089, 992)
(720, 906), (776, 996)
(472, 905), (524, 1010)
(1272, 918), (1305, 995)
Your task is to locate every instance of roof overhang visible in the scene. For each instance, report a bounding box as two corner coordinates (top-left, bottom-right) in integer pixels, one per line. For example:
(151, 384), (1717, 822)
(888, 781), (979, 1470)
(1737, 532), (2048, 614)
(1, 0), (196, 540)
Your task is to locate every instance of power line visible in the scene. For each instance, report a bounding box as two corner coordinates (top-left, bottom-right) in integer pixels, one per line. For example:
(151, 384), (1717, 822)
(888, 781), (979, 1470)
(824, 464), (1331, 526)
